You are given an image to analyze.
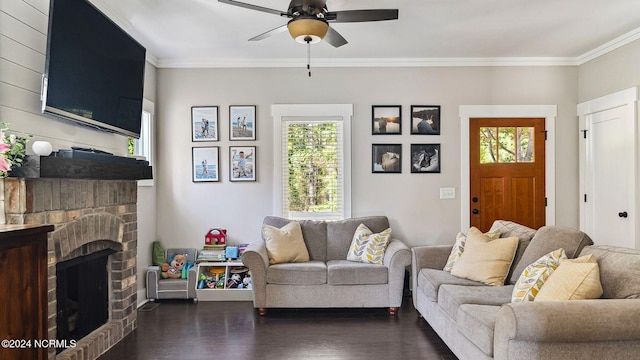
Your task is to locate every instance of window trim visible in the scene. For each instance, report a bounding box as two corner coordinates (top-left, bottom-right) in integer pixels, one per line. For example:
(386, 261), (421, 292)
(272, 104), (353, 220)
(137, 98), (154, 187)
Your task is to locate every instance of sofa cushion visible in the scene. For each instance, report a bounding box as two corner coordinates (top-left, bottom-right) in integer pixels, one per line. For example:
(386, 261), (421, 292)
(451, 228), (519, 286)
(509, 225), (593, 284)
(326, 216), (390, 260)
(263, 216), (327, 261)
(489, 220), (537, 242)
(418, 268), (486, 301)
(457, 304), (501, 357)
(512, 248), (567, 302)
(438, 284), (513, 320)
(262, 221), (310, 265)
(579, 245), (640, 299)
(489, 221), (537, 285)
(346, 224), (392, 264)
(535, 254), (603, 301)
(327, 260), (388, 285)
(267, 261), (327, 285)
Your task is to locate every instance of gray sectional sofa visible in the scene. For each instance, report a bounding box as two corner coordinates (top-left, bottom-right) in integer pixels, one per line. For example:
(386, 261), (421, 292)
(242, 216), (411, 315)
(412, 220), (640, 360)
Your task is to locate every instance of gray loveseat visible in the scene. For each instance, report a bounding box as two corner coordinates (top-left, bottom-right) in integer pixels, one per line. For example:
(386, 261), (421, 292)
(412, 220), (640, 360)
(242, 216), (411, 315)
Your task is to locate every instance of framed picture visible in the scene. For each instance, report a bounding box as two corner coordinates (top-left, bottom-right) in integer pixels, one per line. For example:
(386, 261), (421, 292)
(410, 105), (441, 135)
(192, 147), (219, 182)
(192, 106), (219, 141)
(372, 144), (402, 173)
(411, 144), (441, 173)
(372, 105), (402, 135)
(230, 105), (256, 141)
(230, 146), (256, 181)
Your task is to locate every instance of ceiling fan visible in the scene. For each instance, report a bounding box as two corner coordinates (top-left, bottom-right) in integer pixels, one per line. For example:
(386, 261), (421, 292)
(218, 0), (399, 47)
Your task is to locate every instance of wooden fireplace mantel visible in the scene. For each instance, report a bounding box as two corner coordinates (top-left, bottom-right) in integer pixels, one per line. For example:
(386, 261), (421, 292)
(12, 155), (152, 181)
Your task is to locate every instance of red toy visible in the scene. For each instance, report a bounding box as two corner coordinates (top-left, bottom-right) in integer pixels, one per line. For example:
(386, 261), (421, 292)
(205, 228), (227, 245)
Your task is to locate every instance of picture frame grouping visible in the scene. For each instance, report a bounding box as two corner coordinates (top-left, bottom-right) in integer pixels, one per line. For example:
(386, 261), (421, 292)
(371, 144), (441, 174)
(372, 105), (441, 136)
(191, 105), (257, 142)
(191, 105), (257, 183)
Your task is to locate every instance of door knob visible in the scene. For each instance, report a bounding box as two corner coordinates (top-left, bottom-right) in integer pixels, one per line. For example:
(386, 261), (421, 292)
(619, 211), (628, 218)
(472, 209), (479, 214)
(472, 197), (478, 203)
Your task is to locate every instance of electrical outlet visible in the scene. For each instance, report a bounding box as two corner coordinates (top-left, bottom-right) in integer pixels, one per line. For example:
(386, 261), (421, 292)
(439, 187), (456, 199)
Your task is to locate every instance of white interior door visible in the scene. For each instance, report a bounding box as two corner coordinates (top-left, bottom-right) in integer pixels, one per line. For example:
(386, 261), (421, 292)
(579, 87), (638, 248)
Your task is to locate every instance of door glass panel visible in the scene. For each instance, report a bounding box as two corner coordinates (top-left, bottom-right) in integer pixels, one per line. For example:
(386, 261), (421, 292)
(498, 128), (516, 163)
(480, 126), (535, 164)
(517, 127), (534, 162)
(479, 127), (497, 164)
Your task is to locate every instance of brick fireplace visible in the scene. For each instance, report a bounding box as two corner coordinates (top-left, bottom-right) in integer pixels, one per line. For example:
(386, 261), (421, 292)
(3, 177), (138, 360)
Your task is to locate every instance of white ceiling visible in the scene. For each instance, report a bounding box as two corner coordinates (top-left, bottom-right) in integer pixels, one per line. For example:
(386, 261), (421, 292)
(92, 0), (640, 67)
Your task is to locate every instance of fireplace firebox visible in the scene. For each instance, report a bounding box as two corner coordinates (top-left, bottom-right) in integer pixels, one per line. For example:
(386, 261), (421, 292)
(56, 249), (115, 353)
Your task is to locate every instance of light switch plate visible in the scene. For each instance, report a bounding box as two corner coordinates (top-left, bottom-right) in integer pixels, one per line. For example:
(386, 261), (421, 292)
(440, 187), (456, 199)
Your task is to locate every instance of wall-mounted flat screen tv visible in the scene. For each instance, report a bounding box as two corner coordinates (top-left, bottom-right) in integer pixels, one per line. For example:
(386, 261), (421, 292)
(42, 0), (146, 138)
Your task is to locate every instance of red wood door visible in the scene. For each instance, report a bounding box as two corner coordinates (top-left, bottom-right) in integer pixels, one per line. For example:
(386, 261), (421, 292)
(470, 118), (546, 232)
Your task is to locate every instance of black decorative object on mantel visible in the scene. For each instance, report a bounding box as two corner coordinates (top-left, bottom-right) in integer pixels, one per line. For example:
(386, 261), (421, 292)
(13, 155), (152, 181)
(7, 155), (39, 178)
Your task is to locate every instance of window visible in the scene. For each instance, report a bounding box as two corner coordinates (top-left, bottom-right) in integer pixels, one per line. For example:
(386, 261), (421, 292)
(272, 104), (352, 220)
(129, 99), (154, 186)
(479, 126), (534, 164)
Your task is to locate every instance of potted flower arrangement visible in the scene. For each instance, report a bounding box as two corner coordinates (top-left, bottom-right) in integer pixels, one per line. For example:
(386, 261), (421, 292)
(0, 122), (32, 178)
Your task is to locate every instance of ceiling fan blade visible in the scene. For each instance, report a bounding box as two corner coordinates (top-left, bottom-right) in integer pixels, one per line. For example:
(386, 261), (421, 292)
(325, 9), (399, 23)
(323, 27), (348, 48)
(248, 24), (289, 41)
(218, 0), (285, 16)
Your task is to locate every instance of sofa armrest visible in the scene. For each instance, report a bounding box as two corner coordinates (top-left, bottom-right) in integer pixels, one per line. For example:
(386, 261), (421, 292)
(495, 300), (640, 359)
(411, 245), (452, 305)
(187, 267), (198, 299)
(383, 239), (411, 307)
(241, 241), (269, 308)
(146, 268), (161, 300)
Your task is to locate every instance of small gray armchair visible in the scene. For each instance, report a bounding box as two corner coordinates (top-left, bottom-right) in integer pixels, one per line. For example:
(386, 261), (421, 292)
(146, 248), (198, 301)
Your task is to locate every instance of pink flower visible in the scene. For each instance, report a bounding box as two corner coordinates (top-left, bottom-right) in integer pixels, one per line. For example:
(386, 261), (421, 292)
(0, 143), (9, 153)
(0, 155), (10, 172)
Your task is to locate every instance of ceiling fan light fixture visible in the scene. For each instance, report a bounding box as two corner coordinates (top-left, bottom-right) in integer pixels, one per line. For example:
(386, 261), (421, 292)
(287, 18), (329, 44)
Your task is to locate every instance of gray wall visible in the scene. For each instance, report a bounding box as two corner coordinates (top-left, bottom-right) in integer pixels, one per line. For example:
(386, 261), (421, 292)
(579, 39), (640, 102)
(156, 66), (579, 248)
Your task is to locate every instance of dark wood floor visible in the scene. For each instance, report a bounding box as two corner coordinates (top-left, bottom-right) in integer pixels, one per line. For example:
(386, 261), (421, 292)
(99, 297), (457, 360)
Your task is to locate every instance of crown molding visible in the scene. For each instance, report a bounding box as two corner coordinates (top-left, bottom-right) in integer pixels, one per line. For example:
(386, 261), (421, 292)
(577, 27), (640, 65)
(89, 0), (132, 31)
(156, 56), (578, 69)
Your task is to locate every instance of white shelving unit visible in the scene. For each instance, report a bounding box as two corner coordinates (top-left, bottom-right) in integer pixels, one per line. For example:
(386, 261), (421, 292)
(195, 261), (253, 301)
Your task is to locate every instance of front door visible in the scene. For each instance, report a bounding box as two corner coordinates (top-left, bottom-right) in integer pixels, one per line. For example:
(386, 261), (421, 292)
(469, 118), (546, 231)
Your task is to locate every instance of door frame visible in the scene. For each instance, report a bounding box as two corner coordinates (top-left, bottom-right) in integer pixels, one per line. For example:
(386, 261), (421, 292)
(459, 105), (557, 231)
(577, 86), (639, 246)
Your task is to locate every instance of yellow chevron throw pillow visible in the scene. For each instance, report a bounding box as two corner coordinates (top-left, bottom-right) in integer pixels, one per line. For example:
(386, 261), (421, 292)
(511, 248), (567, 302)
(347, 224), (392, 265)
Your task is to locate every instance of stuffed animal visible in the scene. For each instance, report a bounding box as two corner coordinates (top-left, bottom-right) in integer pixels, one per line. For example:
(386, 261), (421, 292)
(161, 253), (188, 279)
(226, 273), (242, 288)
(241, 274), (252, 289)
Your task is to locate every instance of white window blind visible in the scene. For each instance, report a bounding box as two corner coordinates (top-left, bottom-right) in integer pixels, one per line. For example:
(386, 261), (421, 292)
(272, 104), (352, 221)
(282, 119), (344, 220)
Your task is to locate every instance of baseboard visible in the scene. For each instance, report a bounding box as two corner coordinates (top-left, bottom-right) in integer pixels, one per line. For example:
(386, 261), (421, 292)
(137, 288), (149, 308)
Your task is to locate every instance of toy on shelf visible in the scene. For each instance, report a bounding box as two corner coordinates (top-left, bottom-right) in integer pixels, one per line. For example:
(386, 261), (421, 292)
(205, 228), (227, 245)
(238, 274), (252, 289)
